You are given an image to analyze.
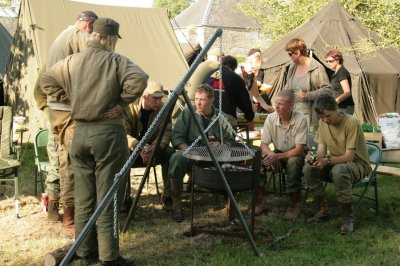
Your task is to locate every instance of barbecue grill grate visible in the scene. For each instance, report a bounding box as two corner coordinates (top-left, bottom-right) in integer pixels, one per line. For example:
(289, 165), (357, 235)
(183, 146), (256, 161)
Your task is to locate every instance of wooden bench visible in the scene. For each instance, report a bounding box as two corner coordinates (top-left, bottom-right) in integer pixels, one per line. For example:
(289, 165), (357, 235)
(372, 164), (400, 177)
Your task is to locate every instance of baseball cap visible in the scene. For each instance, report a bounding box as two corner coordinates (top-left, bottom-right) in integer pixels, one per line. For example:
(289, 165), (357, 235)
(77, 11), (98, 21)
(93, 17), (122, 39)
(208, 47), (223, 56)
(144, 81), (166, 97)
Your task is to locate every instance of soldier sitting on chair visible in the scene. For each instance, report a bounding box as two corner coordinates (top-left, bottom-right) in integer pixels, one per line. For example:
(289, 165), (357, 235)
(256, 90), (308, 220)
(125, 81), (175, 211)
(303, 94), (371, 234)
(168, 83), (235, 222)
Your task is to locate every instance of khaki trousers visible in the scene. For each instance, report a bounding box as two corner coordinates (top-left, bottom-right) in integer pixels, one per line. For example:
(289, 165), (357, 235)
(49, 109), (74, 207)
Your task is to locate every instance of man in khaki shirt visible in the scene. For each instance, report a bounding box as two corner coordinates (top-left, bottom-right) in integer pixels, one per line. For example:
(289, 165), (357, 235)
(303, 94), (371, 234)
(257, 90), (308, 219)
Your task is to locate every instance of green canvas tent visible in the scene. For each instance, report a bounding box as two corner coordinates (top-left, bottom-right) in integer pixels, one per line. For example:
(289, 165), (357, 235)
(0, 20), (13, 77)
(261, 0), (400, 124)
(4, 0), (188, 134)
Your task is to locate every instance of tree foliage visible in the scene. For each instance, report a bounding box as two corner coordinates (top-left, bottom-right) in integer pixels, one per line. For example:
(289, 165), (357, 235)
(238, 0), (400, 48)
(0, 0), (18, 16)
(153, 0), (194, 18)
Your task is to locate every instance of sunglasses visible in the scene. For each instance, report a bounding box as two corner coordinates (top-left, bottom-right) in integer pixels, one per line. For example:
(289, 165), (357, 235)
(326, 59), (336, 63)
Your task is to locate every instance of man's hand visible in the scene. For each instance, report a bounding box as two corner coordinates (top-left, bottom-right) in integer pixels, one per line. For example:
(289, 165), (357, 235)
(140, 143), (154, 164)
(305, 154), (316, 165)
(104, 104), (124, 119)
(310, 157), (329, 169)
(262, 152), (279, 166)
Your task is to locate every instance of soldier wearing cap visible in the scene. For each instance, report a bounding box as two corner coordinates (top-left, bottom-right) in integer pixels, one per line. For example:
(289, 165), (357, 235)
(124, 81), (174, 211)
(41, 17), (148, 265)
(34, 10), (98, 234)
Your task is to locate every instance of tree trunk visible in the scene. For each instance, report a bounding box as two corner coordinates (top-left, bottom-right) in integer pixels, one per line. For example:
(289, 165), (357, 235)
(44, 243), (73, 266)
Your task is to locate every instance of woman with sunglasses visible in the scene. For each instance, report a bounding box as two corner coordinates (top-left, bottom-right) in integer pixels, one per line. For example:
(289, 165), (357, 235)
(325, 50), (354, 115)
(284, 38), (331, 131)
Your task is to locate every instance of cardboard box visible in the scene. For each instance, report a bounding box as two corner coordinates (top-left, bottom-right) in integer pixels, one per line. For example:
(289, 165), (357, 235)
(364, 132), (382, 148)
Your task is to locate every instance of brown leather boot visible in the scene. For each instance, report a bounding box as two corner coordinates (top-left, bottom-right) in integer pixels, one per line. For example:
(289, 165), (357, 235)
(254, 186), (268, 216)
(47, 195), (61, 223)
(307, 195), (330, 222)
(340, 203), (353, 235)
(283, 191), (301, 220)
(171, 178), (184, 222)
(62, 206), (75, 238)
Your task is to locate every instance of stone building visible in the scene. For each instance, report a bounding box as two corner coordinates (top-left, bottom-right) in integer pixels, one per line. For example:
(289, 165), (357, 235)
(172, 0), (269, 57)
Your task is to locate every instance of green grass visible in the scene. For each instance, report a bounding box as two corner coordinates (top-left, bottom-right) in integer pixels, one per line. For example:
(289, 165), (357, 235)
(1, 144), (400, 265)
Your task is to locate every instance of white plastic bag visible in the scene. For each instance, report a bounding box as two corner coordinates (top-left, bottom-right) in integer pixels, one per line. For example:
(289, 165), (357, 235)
(378, 113), (400, 149)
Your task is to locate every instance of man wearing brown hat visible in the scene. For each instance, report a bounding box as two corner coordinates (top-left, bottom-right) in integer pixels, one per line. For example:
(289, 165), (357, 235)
(34, 10), (98, 235)
(124, 81), (174, 211)
(41, 17), (148, 265)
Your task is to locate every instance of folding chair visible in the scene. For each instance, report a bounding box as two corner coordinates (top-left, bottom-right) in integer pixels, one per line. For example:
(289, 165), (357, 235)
(0, 106), (21, 218)
(34, 129), (50, 196)
(130, 160), (160, 198)
(264, 161), (287, 196)
(352, 142), (382, 216)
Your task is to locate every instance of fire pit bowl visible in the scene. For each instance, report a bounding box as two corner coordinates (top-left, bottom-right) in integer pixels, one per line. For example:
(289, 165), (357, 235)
(192, 149), (261, 192)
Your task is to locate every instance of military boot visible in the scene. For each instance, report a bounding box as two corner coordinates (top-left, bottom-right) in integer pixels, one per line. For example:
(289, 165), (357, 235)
(47, 195), (61, 222)
(170, 178), (184, 222)
(283, 191), (301, 220)
(340, 203), (353, 235)
(307, 195), (330, 222)
(161, 169), (172, 212)
(62, 206), (75, 238)
(254, 186), (268, 216)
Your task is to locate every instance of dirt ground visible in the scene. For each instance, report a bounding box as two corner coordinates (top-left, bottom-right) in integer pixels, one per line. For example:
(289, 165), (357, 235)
(0, 167), (171, 265)
(0, 194), (72, 265)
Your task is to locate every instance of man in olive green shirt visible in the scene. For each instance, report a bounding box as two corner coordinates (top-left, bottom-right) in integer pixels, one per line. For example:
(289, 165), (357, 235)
(169, 84), (234, 222)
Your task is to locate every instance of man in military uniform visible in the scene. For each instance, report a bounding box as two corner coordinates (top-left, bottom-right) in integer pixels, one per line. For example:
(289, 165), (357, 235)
(41, 17), (148, 265)
(125, 81), (174, 211)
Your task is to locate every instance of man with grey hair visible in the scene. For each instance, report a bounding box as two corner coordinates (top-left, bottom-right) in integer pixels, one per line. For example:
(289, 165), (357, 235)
(41, 17), (148, 265)
(256, 90), (308, 219)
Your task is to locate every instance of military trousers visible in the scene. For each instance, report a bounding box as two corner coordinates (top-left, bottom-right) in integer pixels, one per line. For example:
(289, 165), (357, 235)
(44, 109), (60, 198)
(167, 150), (194, 199)
(71, 123), (128, 261)
(303, 161), (367, 204)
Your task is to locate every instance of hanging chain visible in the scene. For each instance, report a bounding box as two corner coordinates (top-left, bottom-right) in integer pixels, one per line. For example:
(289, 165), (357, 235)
(113, 181), (119, 238)
(218, 41), (224, 145)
